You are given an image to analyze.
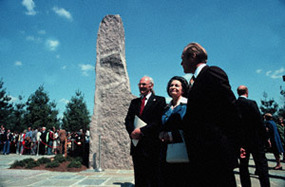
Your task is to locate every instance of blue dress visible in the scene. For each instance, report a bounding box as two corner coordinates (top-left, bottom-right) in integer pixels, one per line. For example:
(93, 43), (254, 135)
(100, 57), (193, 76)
(265, 120), (284, 154)
(160, 97), (189, 187)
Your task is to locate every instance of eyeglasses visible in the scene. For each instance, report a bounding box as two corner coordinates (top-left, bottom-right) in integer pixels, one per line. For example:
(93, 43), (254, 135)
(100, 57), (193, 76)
(138, 83), (151, 86)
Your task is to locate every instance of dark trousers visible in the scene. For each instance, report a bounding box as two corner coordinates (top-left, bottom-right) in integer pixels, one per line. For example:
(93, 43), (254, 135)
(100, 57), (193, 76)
(39, 142), (46, 155)
(188, 164), (236, 187)
(132, 154), (160, 187)
(239, 147), (270, 187)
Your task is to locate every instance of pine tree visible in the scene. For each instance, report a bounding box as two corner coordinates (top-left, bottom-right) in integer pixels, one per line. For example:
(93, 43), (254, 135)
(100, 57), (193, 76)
(10, 95), (26, 132)
(25, 86), (59, 130)
(278, 86), (285, 118)
(260, 92), (279, 119)
(0, 78), (13, 128)
(62, 90), (90, 132)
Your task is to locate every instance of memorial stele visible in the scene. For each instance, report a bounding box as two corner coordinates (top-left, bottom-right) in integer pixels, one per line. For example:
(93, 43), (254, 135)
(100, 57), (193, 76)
(89, 15), (135, 169)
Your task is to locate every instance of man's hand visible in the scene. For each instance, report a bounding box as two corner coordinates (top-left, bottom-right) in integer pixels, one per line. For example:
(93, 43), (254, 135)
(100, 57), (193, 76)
(131, 128), (142, 140)
(159, 131), (171, 142)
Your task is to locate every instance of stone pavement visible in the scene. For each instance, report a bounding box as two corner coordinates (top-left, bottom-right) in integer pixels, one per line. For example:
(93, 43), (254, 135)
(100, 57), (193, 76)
(0, 153), (284, 187)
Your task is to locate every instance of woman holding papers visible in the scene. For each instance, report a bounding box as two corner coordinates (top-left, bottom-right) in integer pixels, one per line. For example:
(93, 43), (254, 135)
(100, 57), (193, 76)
(159, 76), (190, 187)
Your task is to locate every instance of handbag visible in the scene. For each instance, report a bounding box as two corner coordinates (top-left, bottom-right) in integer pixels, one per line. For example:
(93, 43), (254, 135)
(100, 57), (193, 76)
(166, 130), (189, 163)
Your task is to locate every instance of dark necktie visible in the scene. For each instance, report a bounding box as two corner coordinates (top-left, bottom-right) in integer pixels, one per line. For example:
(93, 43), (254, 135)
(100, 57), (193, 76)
(139, 96), (146, 116)
(190, 75), (196, 87)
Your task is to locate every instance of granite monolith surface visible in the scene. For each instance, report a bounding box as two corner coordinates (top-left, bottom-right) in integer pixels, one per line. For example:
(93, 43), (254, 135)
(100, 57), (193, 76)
(89, 15), (135, 169)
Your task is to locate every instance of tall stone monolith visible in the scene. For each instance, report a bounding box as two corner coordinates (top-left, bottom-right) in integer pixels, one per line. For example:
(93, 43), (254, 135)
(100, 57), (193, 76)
(89, 15), (135, 169)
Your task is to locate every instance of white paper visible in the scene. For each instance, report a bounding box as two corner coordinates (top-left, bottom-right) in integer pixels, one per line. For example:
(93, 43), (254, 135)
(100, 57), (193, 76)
(132, 115), (147, 146)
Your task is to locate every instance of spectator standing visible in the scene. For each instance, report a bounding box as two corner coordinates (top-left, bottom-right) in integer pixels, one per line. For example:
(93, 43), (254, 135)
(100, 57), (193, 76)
(47, 128), (54, 155)
(3, 129), (12, 155)
(236, 85), (270, 187)
(20, 130), (26, 155)
(31, 128), (38, 155)
(277, 117), (285, 162)
(0, 126), (5, 152)
(264, 113), (284, 170)
(125, 76), (166, 187)
(180, 42), (240, 186)
(39, 127), (48, 155)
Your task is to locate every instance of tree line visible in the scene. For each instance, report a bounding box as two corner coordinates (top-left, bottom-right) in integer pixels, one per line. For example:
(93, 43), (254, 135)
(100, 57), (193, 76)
(1, 77), (284, 132)
(0, 78), (91, 133)
(260, 89), (285, 121)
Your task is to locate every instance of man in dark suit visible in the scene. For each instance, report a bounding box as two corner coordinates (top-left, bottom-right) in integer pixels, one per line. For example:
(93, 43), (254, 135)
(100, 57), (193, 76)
(125, 76), (166, 187)
(236, 85), (270, 187)
(39, 126), (48, 155)
(181, 43), (240, 186)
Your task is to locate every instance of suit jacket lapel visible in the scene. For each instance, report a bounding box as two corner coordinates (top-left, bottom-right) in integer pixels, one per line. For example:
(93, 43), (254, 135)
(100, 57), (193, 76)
(142, 94), (155, 115)
(188, 65), (208, 94)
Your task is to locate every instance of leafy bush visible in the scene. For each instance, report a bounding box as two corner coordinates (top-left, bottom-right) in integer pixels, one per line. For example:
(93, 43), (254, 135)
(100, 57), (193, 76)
(67, 160), (81, 168)
(10, 160), (26, 168)
(25, 161), (40, 169)
(73, 157), (83, 164)
(66, 156), (73, 161)
(45, 160), (60, 168)
(54, 154), (66, 163)
(37, 157), (51, 164)
(22, 158), (34, 164)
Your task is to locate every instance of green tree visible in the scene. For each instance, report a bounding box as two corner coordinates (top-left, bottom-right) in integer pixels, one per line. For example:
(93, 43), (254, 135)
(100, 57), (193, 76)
(0, 78), (13, 129)
(10, 95), (26, 132)
(260, 92), (279, 119)
(62, 90), (90, 132)
(25, 86), (59, 130)
(278, 86), (285, 118)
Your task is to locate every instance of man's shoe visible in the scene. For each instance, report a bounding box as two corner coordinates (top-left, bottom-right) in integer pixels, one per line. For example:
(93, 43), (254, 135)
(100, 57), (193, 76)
(273, 166), (282, 170)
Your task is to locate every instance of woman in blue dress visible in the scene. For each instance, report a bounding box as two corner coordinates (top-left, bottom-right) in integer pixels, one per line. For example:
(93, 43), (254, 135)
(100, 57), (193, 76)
(264, 113), (284, 170)
(159, 76), (189, 187)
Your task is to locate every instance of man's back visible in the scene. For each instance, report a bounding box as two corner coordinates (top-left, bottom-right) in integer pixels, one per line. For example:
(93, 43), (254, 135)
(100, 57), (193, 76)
(236, 97), (266, 147)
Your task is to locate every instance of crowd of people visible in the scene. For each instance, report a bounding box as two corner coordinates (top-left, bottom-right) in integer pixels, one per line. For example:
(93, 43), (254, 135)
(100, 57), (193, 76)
(125, 42), (285, 187)
(0, 125), (90, 164)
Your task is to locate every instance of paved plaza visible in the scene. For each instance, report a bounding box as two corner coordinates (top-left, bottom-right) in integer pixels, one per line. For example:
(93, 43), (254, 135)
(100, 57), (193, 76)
(0, 153), (284, 187)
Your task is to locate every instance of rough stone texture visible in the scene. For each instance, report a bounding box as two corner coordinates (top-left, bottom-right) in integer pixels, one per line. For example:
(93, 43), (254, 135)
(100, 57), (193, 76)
(89, 15), (136, 169)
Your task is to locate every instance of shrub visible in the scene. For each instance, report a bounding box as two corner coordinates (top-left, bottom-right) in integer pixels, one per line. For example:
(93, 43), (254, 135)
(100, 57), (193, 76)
(66, 156), (73, 161)
(37, 157), (51, 164)
(67, 160), (81, 168)
(25, 161), (40, 169)
(73, 157), (83, 164)
(10, 160), (26, 168)
(45, 160), (60, 168)
(22, 158), (34, 164)
(54, 154), (66, 163)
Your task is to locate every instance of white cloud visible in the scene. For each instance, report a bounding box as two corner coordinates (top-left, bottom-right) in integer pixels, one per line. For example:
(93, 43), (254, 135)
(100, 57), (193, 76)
(270, 67), (285, 79)
(256, 69), (262, 74)
(265, 67), (285, 79)
(60, 98), (69, 104)
(62, 65), (67, 70)
(53, 7), (73, 21)
(56, 55), (60, 59)
(266, 71), (272, 76)
(15, 61), (22, 66)
(38, 30), (46, 35)
(22, 0), (37, 16)
(26, 35), (42, 43)
(46, 39), (59, 51)
(9, 95), (18, 103)
(79, 64), (94, 76)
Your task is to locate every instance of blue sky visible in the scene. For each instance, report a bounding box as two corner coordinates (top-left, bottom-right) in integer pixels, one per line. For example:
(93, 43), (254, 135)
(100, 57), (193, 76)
(1, 0), (285, 118)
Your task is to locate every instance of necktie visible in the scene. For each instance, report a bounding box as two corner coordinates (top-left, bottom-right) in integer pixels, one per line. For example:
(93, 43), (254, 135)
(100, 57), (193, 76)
(190, 75), (196, 86)
(139, 96), (146, 116)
